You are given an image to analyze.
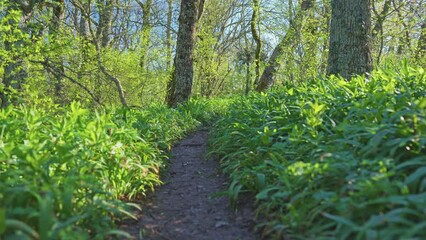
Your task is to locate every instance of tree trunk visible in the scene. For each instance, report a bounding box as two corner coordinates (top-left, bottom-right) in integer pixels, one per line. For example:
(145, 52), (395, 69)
(51, 0), (66, 104)
(417, 22), (426, 60)
(327, 0), (373, 79)
(256, 0), (314, 92)
(394, 0), (411, 55)
(251, 0), (261, 86)
(371, 0), (391, 64)
(96, 0), (116, 48)
(94, 43), (128, 107)
(136, 0), (153, 71)
(166, 0), (173, 71)
(79, 2), (91, 39)
(245, 54), (251, 95)
(1, 2), (34, 108)
(166, 0), (205, 107)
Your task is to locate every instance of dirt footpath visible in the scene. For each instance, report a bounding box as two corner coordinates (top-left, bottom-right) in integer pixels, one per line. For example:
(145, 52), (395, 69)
(121, 130), (257, 240)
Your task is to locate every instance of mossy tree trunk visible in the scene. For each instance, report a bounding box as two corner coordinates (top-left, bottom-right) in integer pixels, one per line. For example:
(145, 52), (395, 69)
(166, 0), (205, 107)
(166, 0), (173, 71)
(255, 0), (314, 92)
(1, 1), (35, 108)
(136, 0), (153, 71)
(251, 0), (261, 86)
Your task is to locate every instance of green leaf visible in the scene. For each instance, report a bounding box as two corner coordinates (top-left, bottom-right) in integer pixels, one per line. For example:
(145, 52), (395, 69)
(322, 212), (360, 230)
(256, 186), (283, 200)
(405, 167), (426, 186)
(105, 229), (132, 239)
(6, 219), (39, 239)
(0, 208), (5, 234)
(417, 98), (426, 109)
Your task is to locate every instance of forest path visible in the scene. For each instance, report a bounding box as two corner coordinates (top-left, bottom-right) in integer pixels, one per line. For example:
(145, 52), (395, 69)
(121, 129), (257, 240)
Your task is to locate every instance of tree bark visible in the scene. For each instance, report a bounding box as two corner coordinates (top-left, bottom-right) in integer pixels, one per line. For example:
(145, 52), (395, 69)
(166, 0), (173, 71)
(372, 0), (392, 64)
(417, 22), (426, 60)
(251, 0), (261, 86)
(166, 0), (205, 107)
(94, 0), (116, 48)
(136, 0), (153, 71)
(51, 0), (66, 104)
(394, 0), (411, 55)
(78, 1), (91, 39)
(327, 0), (373, 79)
(95, 47), (128, 107)
(255, 0), (314, 92)
(1, 1), (35, 108)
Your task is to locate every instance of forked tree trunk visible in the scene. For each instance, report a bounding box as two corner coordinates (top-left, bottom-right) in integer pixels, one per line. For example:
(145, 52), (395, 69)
(166, 0), (205, 107)
(327, 0), (373, 79)
(255, 0), (313, 92)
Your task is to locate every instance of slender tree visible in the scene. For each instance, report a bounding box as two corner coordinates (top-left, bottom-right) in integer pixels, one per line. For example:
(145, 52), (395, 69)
(50, 0), (66, 104)
(251, 0), (261, 86)
(256, 0), (314, 92)
(166, 0), (205, 107)
(417, 22), (426, 60)
(136, 0), (153, 71)
(371, 0), (392, 63)
(327, 0), (373, 79)
(166, 0), (173, 71)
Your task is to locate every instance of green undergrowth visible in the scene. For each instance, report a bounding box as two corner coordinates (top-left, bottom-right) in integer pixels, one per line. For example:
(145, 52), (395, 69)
(209, 65), (426, 239)
(0, 98), (229, 239)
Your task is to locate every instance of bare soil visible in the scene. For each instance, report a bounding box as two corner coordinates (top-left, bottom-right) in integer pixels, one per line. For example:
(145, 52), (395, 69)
(121, 129), (258, 240)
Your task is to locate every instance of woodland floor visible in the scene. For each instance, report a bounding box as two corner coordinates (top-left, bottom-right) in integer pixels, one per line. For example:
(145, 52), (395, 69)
(120, 129), (258, 240)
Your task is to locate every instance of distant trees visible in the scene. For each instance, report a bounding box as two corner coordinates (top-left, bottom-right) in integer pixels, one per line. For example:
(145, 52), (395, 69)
(327, 0), (373, 79)
(256, 0), (315, 92)
(0, 0), (425, 109)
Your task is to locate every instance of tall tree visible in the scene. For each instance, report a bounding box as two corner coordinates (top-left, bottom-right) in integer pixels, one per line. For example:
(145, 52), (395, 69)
(256, 0), (314, 92)
(166, 0), (173, 71)
(327, 0), (373, 79)
(136, 0), (153, 71)
(97, 0), (117, 48)
(417, 22), (426, 60)
(166, 0), (205, 107)
(251, 0), (261, 86)
(371, 0), (392, 64)
(1, 1), (37, 108)
(50, 0), (66, 104)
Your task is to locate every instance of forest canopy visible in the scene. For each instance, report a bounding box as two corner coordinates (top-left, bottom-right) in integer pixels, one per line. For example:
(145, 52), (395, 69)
(0, 0), (424, 108)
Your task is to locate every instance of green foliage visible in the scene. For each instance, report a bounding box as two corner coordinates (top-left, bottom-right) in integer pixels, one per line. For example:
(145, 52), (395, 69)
(0, 99), (227, 239)
(209, 65), (426, 239)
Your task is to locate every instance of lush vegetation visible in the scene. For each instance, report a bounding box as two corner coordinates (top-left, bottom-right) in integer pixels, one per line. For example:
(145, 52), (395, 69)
(0, 99), (228, 239)
(1, 0), (426, 238)
(209, 65), (426, 239)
